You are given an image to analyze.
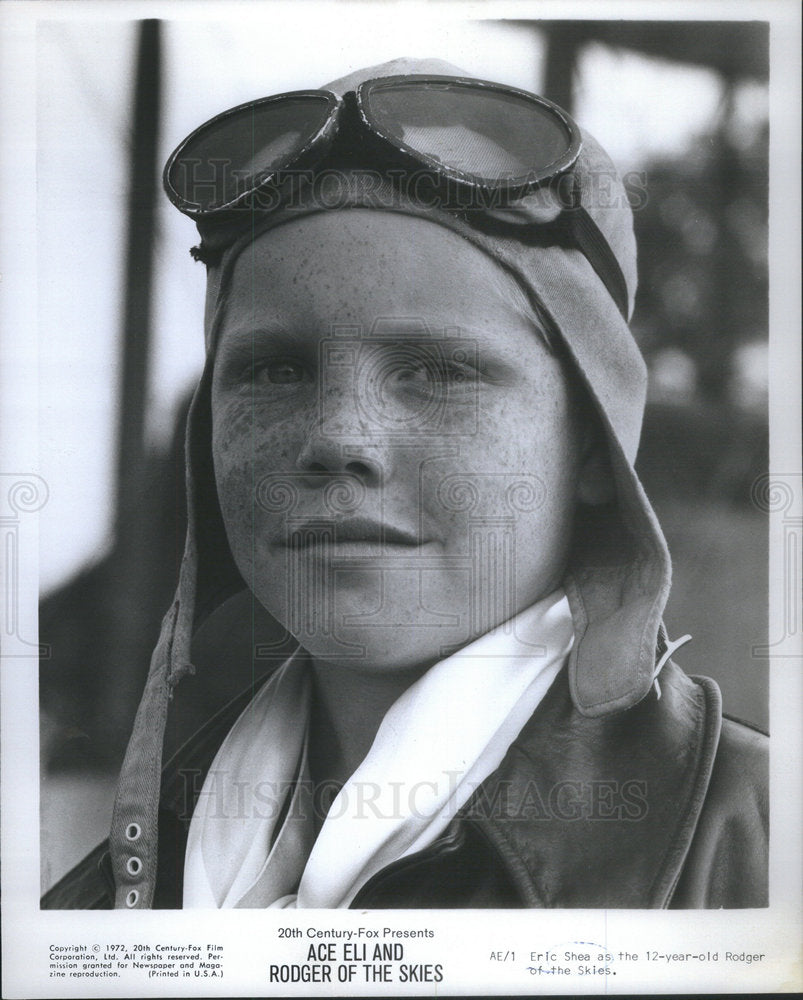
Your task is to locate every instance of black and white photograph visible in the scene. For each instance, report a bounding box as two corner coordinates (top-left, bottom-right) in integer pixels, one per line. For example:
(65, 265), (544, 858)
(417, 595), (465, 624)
(1, 1), (800, 995)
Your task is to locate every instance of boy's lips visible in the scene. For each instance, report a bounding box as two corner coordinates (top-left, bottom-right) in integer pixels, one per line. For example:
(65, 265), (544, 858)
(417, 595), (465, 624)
(278, 516), (425, 548)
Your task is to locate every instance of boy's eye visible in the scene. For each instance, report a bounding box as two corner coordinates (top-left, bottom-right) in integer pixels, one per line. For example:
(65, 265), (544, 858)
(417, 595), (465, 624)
(253, 359), (306, 384)
(393, 358), (476, 385)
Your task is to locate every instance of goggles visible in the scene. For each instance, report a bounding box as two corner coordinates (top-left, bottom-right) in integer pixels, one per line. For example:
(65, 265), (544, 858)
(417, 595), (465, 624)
(163, 75), (628, 318)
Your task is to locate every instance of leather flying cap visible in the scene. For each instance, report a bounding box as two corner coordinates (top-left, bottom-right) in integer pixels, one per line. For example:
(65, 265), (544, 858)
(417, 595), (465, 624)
(194, 57), (670, 714)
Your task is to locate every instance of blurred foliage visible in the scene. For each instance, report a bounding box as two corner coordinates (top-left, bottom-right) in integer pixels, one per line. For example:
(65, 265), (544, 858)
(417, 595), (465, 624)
(632, 85), (768, 403)
(631, 80), (768, 522)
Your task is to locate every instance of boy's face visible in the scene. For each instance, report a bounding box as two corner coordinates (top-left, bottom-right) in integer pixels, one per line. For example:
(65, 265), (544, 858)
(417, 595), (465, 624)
(211, 210), (588, 674)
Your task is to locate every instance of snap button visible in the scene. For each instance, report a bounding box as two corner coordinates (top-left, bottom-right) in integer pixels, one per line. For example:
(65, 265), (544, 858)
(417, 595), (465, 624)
(125, 889), (139, 907)
(126, 856), (143, 877)
(125, 823), (141, 841)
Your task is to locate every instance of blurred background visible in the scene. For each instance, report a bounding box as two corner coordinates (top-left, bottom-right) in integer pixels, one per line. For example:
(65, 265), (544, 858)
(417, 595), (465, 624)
(38, 15), (769, 892)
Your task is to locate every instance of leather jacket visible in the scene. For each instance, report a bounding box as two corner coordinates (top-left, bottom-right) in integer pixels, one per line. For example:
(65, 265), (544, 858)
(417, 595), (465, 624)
(42, 657), (768, 910)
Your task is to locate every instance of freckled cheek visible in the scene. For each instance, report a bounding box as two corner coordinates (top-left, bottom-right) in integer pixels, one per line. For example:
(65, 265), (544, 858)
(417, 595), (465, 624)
(212, 396), (298, 468)
(211, 399), (300, 560)
(214, 459), (252, 543)
(420, 398), (578, 549)
(214, 456), (295, 582)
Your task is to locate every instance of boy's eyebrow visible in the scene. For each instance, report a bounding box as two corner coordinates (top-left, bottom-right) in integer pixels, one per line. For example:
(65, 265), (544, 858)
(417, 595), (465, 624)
(217, 322), (306, 352)
(219, 321), (497, 346)
(216, 315), (558, 363)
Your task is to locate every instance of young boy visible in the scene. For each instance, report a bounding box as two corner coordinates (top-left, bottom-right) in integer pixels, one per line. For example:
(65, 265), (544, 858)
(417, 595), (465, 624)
(44, 59), (767, 910)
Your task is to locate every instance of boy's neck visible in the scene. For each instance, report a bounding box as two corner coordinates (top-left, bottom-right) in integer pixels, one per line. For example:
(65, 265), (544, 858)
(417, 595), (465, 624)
(306, 657), (427, 805)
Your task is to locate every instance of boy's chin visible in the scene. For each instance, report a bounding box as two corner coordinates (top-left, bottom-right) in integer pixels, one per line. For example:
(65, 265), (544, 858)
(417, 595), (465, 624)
(287, 624), (465, 677)
(255, 570), (563, 670)
(255, 576), (475, 670)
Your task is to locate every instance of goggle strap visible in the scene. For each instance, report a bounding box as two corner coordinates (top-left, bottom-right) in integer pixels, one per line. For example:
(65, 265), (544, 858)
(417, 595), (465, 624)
(571, 207), (629, 320)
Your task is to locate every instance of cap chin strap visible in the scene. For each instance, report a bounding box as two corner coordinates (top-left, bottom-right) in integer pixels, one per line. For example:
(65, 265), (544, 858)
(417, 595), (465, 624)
(651, 630), (694, 700)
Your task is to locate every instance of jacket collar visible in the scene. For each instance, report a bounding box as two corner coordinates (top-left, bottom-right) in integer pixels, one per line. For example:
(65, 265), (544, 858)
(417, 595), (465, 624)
(157, 655), (722, 910)
(463, 658), (722, 907)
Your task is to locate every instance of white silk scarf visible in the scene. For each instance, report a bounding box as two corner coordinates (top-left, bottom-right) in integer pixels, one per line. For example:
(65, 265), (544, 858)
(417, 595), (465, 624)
(183, 589), (573, 908)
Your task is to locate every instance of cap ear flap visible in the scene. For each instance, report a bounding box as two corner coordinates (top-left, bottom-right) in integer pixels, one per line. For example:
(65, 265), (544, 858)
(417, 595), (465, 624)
(568, 372), (615, 507)
(577, 428), (615, 505)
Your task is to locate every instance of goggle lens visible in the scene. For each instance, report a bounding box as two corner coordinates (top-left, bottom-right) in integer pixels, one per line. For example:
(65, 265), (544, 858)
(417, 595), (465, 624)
(360, 79), (579, 186)
(166, 93), (336, 213)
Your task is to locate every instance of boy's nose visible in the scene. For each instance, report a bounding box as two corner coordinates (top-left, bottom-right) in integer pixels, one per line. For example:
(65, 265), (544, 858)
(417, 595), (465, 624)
(294, 372), (389, 488)
(294, 428), (386, 489)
